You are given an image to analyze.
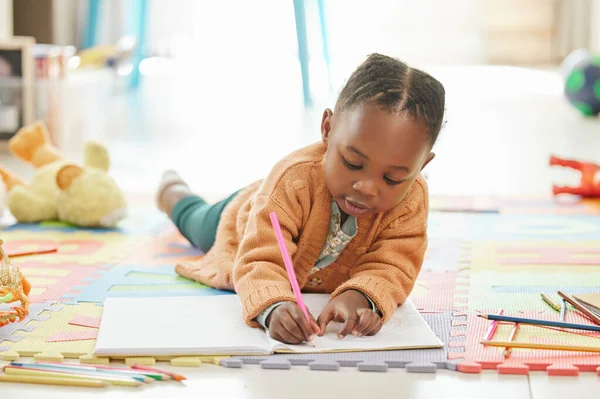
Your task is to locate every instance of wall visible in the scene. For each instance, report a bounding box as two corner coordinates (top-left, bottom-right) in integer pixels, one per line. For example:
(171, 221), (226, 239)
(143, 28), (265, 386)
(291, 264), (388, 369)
(0, 0), (12, 40)
(52, 0), (78, 46)
(592, 0), (600, 51)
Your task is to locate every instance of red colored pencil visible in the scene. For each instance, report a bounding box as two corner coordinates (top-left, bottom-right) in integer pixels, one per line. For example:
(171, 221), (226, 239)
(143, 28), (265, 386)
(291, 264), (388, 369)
(7, 246), (58, 258)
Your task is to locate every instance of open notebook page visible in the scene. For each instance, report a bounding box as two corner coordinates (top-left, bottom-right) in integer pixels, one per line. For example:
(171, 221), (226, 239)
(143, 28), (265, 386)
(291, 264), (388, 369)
(95, 295), (272, 356)
(266, 294), (443, 353)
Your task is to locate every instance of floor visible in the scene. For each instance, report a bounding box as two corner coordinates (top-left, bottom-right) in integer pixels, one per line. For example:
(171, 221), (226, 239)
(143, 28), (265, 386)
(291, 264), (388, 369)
(1, 58), (600, 397)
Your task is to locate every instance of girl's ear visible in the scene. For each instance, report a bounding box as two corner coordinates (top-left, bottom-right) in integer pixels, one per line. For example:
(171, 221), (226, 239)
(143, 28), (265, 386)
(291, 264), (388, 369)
(321, 108), (334, 144)
(420, 152), (435, 171)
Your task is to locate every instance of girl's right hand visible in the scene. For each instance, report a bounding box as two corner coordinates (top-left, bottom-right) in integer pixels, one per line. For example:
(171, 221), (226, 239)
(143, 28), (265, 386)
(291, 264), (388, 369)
(266, 302), (320, 344)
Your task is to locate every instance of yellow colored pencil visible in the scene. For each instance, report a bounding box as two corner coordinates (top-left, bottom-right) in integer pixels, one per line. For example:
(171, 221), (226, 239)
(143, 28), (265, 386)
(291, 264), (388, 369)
(481, 340), (600, 353)
(3, 367), (142, 387)
(0, 373), (106, 388)
(540, 293), (561, 312)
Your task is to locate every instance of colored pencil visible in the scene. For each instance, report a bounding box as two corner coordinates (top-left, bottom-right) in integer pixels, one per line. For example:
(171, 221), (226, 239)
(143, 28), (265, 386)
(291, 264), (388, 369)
(557, 291), (600, 325)
(477, 313), (600, 332)
(560, 298), (567, 321)
(503, 323), (520, 358)
(34, 361), (168, 380)
(481, 340), (600, 353)
(130, 364), (186, 381)
(3, 366), (141, 387)
(483, 309), (504, 341)
(269, 211), (315, 346)
(6, 246), (58, 258)
(540, 293), (561, 312)
(11, 362), (152, 383)
(0, 373), (106, 388)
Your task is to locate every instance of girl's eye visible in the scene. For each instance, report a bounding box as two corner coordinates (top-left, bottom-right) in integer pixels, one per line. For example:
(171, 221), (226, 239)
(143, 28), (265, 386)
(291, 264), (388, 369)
(342, 157), (362, 170)
(384, 176), (403, 186)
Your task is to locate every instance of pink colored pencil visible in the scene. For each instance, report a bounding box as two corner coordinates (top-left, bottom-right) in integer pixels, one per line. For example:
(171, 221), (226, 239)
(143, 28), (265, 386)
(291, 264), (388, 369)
(503, 322), (520, 358)
(269, 211), (315, 347)
(483, 309), (504, 341)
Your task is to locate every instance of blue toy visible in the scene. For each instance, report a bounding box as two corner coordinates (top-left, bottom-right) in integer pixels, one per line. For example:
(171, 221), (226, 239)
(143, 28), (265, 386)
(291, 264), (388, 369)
(561, 49), (600, 117)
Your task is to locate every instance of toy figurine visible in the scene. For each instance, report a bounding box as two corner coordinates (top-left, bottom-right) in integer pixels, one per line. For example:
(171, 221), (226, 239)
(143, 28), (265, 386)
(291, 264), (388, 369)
(0, 239), (31, 327)
(550, 155), (600, 197)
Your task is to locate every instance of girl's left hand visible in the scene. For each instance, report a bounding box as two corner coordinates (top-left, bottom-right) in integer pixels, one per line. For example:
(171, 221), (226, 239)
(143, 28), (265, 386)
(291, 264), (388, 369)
(316, 290), (382, 339)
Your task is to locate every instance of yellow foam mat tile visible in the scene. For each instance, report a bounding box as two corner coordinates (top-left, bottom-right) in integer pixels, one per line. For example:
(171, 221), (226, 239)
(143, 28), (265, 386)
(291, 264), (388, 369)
(170, 357), (203, 367)
(4, 231), (145, 265)
(0, 352), (20, 361)
(1, 303), (102, 358)
(34, 352), (64, 362)
(124, 357), (156, 366)
(79, 354), (110, 365)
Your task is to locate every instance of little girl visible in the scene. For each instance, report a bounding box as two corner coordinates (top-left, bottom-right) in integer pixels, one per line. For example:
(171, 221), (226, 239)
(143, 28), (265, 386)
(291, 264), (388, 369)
(157, 53), (445, 345)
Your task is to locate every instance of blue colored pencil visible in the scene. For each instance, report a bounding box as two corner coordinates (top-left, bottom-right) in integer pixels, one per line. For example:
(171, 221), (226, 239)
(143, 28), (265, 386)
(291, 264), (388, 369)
(477, 313), (600, 333)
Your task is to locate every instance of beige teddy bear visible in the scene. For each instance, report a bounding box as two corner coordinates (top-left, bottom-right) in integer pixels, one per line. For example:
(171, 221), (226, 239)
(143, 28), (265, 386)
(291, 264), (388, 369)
(0, 121), (127, 228)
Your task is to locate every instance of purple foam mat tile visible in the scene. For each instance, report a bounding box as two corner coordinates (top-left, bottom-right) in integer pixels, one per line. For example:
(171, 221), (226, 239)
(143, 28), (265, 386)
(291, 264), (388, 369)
(231, 311), (455, 373)
(309, 362), (340, 371)
(357, 363), (389, 372)
(406, 363), (438, 373)
(288, 358), (313, 366)
(260, 360), (292, 370)
(220, 358), (243, 368)
(0, 301), (61, 347)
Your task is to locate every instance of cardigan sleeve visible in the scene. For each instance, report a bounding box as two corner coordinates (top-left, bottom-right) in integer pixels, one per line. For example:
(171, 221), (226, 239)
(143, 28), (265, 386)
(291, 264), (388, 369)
(329, 182), (428, 322)
(232, 172), (311, 327)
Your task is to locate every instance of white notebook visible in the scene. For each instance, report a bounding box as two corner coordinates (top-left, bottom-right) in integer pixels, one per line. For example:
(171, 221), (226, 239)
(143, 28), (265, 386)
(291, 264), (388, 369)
(94, 294), (443, 357)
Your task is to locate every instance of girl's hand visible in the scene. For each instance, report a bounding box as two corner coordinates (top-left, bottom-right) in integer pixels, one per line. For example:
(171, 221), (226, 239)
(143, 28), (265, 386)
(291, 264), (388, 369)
(266, 302), (320, 344)
(317, 290), (383, 339)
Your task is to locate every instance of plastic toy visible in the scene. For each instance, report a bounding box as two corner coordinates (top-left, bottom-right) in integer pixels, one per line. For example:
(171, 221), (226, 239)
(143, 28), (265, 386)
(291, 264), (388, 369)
(550, 155), (600, 197)
(561, 49), (600, 116)
(0, 239), (31, 327)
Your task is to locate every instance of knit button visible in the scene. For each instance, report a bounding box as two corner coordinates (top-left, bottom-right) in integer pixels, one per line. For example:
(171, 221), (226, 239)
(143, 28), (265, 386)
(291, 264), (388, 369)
(308, 277), (322, 286)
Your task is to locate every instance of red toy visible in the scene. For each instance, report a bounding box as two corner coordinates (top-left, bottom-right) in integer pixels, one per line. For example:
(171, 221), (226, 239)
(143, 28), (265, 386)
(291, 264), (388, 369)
(550, 155), (600, 197)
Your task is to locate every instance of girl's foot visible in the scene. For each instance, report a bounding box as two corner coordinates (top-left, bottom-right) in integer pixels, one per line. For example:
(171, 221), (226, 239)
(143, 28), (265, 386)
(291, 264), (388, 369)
(156, 170), (193, 217)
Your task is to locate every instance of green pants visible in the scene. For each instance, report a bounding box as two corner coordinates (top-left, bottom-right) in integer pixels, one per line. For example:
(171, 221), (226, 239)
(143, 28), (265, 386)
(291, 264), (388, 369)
(171, 190), (240, 253)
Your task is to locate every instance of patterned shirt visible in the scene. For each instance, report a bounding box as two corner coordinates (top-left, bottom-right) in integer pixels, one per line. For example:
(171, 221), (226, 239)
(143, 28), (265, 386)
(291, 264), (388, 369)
(256, 201), (378, 328)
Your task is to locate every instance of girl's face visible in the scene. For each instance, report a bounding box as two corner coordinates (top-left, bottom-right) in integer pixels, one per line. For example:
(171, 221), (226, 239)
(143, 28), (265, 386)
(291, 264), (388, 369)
(321, 103), (434, 217)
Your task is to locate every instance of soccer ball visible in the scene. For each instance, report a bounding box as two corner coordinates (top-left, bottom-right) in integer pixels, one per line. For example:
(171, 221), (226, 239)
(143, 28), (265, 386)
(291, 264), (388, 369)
(562, 49), (600, 117)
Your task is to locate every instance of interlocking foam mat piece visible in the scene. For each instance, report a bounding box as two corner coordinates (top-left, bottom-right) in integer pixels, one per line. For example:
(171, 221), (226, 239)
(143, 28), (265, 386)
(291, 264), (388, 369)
(224, 310), (463, 372)
(2, 195), (600, 374)
(61, 264), (233, 304)
(0, 303), (102, 360)
(429, 195), (600, 215)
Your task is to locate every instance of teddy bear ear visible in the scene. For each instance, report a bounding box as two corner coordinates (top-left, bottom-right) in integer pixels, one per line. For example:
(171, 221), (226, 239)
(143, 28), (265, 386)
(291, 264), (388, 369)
(56, 165), (84, 190)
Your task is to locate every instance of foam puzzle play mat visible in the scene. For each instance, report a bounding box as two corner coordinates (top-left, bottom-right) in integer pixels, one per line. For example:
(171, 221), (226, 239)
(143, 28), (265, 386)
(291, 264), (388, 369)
(2, 195), (600, 376)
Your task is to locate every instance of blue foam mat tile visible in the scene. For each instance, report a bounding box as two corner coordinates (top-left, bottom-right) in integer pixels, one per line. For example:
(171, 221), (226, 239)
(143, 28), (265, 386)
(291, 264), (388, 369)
(61, 264), (234, 304)
(427, 213), (600, 241)
(230, 311), (456, 373)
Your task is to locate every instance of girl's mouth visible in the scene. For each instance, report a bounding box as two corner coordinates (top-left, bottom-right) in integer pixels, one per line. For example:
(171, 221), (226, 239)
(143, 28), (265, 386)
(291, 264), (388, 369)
(344, 198), (370, 216)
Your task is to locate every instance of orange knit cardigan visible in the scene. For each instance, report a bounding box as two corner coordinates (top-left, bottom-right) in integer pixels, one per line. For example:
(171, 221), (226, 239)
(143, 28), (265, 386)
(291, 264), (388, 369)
(175, 141), (429, 327)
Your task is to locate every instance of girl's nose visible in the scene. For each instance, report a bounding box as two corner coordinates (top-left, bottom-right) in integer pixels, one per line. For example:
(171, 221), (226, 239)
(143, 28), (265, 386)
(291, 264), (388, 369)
(353, 180), (377, 198)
